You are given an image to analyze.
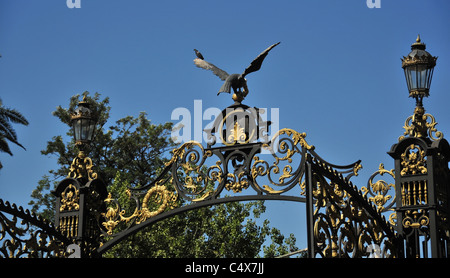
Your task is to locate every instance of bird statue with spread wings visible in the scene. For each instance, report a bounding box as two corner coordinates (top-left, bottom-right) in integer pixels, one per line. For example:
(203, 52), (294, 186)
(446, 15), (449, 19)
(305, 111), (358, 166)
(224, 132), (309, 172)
(193, 42), (280, 103)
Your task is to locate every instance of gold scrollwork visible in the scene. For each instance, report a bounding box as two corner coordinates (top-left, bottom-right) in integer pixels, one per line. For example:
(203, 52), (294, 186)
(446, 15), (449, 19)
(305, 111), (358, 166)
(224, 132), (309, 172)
(400, 106), (443, 141)
(170, 141), (223, 200)
(402, 209), (429, 229)
(0, 201), (67, 258)
(309, 158), (397, 258)
(362, 164), (395, 213)
(249, 128), (313, 194)
(400, 144), (427, 176)
(101, 185), (178, 236)
(67, 151), (98, 181)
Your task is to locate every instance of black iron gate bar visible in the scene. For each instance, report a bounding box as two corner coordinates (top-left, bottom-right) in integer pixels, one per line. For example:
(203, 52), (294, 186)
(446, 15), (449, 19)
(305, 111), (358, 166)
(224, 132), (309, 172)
(0, 198), (71, 258)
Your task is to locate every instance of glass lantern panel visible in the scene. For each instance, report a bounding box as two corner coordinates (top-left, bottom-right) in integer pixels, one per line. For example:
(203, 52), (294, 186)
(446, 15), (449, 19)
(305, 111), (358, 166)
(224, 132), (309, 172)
(73, 119), (82, 142)
(406, 64), (428, 91)
(87, 121), (96, 141)
(80, 118), (90, 141)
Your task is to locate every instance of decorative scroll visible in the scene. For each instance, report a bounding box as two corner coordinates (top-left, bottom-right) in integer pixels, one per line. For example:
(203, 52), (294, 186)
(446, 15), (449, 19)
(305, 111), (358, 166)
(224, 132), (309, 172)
(307, 157), (398, 258)
(362, 163), (397, 226)
(102, 186), (178, 236)
(67, 151), (98, 181)
(251, 128), (312, 194)
(400, 106), (443, 141)
(97, 109), (398, 259)
(170, 141), (223, 200)
(100, 125), (368, 241)
(402, 209), (429, 229)
(0, 199), (71, 258)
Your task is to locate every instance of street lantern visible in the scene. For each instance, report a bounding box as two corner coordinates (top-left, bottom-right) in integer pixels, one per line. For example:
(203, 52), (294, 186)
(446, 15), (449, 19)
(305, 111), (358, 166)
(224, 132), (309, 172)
(401, 35), (437, 105)
(71, 95), (97, 148)
(67, 94), (99, 181)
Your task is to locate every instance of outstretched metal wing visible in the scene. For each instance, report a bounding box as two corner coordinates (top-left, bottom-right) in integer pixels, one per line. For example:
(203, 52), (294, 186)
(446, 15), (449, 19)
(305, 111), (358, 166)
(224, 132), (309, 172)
(194, 58), (229, 81)
(242, 42), (280, 77)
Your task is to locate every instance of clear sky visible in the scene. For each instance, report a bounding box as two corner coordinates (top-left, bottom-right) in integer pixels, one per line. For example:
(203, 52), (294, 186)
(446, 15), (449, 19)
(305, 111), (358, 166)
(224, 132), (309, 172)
(1, 0), (450, 252)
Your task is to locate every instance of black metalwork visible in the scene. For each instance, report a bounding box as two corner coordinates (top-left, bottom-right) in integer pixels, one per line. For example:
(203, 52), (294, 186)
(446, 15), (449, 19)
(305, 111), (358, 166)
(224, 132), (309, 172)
(94, 100), (398, 258)
(305, 155), (398, 258)
(53, 177), (107, 257)
(0, 198), (71, 258)
(1, 38), (449, 259)
(388, 135), (450, 257)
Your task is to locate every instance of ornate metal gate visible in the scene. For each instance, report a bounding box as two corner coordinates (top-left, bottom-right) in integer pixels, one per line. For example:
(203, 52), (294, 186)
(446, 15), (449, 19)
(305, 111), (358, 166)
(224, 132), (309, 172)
(1, 38), (449, 258)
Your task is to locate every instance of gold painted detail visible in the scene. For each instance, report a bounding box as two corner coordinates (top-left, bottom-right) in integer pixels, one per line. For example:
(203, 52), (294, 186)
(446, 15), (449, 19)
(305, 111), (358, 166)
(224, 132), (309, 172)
(228, 122), (247, 145)
(310, 159), (397, 258)
(362, 164), (395, 213)
(362, 163), (397, 227)
(401, 181), (428, 206)
(101, 186), (178, 236)
(250, 128), (314, 194)
(60, 184), (80, 212)
(400, 106), (443, 141)
(225, 172), (249, 193)
(400, 144), (427, 176)
(402, 209), (429, 229)
(59, 215), (79, 238)
(0, 200), (68, 258)
(170, 141), (223, 199)
(67, 151), (98, 180)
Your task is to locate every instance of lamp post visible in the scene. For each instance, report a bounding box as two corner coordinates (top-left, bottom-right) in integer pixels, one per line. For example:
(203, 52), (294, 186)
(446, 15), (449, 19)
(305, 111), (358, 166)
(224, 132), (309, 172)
(400, 36), (441, 140)
(388, 36), (450, 258)
(67, 95), (98, 181)
(53, 93), (107, 257)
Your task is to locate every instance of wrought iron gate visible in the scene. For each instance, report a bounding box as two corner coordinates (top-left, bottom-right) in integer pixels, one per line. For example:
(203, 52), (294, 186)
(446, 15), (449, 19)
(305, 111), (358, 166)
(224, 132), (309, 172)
(2, 37), (450, 258)
(2, 101), (449, 258)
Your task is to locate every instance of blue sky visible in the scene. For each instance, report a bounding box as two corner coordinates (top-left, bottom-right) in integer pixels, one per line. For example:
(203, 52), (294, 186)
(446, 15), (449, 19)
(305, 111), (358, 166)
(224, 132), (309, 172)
(1, 0), (450, 252)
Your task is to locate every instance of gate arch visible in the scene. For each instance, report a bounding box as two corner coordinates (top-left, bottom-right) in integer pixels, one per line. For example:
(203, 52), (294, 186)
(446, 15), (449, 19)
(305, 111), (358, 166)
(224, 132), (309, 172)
(92, 111), (396, 257)
(1, 103), (401, 258)
(97, 195), (305, 255)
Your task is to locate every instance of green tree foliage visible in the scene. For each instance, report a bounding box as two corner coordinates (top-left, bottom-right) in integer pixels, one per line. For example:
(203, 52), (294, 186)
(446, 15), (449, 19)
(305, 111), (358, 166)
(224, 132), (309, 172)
(29, 92), (298, 258)
(0, 98), (29, 169)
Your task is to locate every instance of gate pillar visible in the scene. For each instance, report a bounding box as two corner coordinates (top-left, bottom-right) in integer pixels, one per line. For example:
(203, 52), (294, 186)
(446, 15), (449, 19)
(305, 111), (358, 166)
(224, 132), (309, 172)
(388, 136), (450, 257)
(388, 36), (450, 258)
(53, 152), (107, 257)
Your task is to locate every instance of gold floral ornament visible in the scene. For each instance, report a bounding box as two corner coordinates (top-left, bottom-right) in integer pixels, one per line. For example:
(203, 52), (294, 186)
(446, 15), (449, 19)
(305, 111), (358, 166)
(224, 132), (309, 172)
(400, 144), (427, 176)
(60, 184), (80, 212)
(227, 122), (247, 145)
(362, 164), (397, 227)
(225, 172), (249, 193)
